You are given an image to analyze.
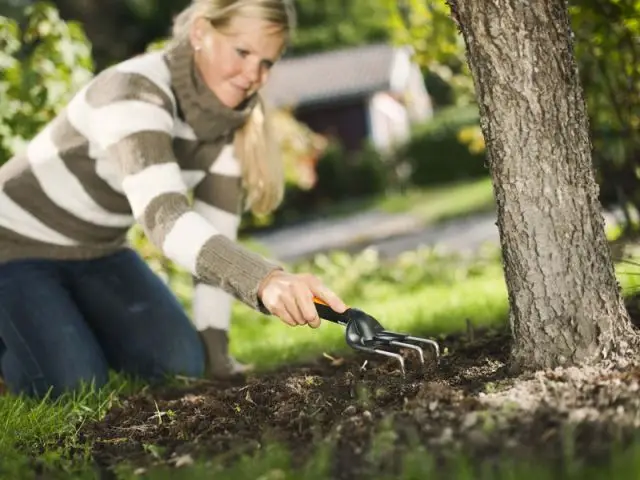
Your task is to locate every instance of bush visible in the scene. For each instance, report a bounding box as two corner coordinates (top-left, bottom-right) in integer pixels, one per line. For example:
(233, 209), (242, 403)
(314, 140), (390, 201)
(290, 245), (502, 302)
(0, 2), (94, 163)
(397, 104), (489, 186)
(242, 139), (393, 231)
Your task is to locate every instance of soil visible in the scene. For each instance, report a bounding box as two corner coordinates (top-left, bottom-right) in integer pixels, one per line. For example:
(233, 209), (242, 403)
(75, 294), (640, 479)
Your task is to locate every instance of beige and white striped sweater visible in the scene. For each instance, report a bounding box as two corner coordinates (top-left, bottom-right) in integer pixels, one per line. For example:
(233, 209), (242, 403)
(0, 40), (281, 323)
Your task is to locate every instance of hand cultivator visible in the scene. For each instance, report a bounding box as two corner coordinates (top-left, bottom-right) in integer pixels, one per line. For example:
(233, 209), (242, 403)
(314, 297), (440, 375)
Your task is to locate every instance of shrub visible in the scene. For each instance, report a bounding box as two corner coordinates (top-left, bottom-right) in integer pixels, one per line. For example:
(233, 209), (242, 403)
(0, 2), (94, 163)
(242, 139), (393, 231)
(397, 104), (489, 186)
(314, 140), (390, 201)
(290, 245), (501, 302)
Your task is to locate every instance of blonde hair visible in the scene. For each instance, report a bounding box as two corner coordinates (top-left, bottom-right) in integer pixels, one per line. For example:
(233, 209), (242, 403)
(170, 0), (296, 216)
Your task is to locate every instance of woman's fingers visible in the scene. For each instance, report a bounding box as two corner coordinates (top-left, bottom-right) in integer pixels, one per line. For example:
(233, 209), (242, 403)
(293, 281), (320, 327)
(258, 270), (347, 329)
(272, 303), (297, 327)
(307, 281), (347, 314)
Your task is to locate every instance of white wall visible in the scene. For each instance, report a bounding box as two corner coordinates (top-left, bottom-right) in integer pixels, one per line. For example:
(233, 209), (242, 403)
(367, 92), (410, 152)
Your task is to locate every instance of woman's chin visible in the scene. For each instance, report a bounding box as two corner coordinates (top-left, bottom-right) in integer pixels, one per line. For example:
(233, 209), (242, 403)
(215, 87), (248, 110)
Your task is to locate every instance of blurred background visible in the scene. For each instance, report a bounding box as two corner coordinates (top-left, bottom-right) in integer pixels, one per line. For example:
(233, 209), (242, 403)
(1, 0), (638, 239)
(1, 1), (639, 357)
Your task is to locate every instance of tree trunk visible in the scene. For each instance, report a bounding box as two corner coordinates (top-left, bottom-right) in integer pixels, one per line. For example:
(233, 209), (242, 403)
(446, 0), (637, 371)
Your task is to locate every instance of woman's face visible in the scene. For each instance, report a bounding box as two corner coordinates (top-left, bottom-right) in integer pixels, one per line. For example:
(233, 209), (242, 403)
(190, 14), (286, 109)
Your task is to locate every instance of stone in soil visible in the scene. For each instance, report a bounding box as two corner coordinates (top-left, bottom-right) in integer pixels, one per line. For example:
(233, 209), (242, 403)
(77, 315), (640, 479)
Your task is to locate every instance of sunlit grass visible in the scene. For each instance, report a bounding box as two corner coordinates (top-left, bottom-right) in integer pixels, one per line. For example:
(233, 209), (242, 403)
(379, 176), (495, 222)
(229, 260), (508, 369)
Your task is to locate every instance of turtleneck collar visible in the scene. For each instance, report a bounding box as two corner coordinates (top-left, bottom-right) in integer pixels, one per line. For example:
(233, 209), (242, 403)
(163, 39), (257, 142)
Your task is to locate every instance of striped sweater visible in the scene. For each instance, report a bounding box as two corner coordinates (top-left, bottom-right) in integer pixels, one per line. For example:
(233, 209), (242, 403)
(0, 39), (281, 318)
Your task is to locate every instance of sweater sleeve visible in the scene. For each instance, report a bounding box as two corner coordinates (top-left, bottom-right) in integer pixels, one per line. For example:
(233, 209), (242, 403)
(190, 144), (245, 328)
(87, 71), (280, 311)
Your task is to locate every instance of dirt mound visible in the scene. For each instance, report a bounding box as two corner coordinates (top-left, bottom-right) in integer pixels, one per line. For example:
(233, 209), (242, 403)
(78, 322), (640, 478)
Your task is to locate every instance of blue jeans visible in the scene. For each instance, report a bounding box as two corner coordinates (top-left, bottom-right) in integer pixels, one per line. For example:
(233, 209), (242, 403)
(0, 248), (204, 399)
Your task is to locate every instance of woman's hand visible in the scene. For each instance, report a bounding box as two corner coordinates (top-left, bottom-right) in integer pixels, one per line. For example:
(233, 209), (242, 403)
(258, 270), (347, 328)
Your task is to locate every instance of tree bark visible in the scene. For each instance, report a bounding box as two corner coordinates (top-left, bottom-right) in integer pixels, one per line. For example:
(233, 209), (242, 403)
(446, 0), (638, 371)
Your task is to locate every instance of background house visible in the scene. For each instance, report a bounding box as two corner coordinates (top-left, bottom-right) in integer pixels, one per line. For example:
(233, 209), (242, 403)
(262, 43), (434, 154)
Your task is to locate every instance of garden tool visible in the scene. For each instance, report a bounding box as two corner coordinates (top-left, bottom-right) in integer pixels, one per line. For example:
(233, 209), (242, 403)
(313, 297), (440, 375)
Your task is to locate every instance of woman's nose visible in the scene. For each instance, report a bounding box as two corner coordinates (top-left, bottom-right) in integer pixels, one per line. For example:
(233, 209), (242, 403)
(243, 60), (261, 84)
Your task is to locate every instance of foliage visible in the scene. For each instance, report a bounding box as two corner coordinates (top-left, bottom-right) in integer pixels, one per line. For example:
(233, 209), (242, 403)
(386, 0), (640, 227)
(0, 1), (94, 163)
(280, 0), (392, 56)
(382, 0), (475, 107)
(395, 104), (488, 186)
(269, 107), (329, 191)
(382, 0), (484, 161)
(571, 0), (640, 148)
(247, 139), (395, 229)
(31, 0), (394, 68)
(313, 140), (391, 199)
(570, 0), (640, 216)
(290, 245), (501, 302)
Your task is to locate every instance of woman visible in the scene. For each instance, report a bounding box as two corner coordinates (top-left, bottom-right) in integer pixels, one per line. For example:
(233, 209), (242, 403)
(0, 0), (347, 399)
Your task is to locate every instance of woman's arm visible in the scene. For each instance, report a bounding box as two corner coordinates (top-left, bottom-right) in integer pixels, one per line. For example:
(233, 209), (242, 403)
(190, 141), (245, 329)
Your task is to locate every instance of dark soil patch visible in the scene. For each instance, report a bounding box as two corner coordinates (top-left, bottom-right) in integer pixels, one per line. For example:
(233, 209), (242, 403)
(78, 300), (640, 479)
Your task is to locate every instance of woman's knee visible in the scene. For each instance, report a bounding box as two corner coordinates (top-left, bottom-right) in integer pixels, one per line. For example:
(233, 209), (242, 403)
(1, 349), (109, 399)
(43, 363), (110, 399)
(140, 331), (205, 380)
(0, 258), (112, 399)
(164, 346), (205, 379)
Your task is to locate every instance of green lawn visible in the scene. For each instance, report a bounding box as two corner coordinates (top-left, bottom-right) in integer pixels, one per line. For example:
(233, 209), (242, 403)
(228, 254), (508, 370)
(248, 176), (496, 233)
(378, 176), (495, 223)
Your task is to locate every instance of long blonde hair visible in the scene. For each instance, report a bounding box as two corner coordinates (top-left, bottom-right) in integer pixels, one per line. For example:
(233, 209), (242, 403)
(170, 0), (296, 216)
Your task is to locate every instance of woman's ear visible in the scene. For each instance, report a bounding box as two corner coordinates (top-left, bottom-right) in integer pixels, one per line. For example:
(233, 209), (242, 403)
(189, 16), (210, 50)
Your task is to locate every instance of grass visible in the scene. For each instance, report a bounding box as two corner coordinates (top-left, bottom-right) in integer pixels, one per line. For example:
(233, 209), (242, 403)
(246, 176), (495, 234)
(110, 434), (640, 480)
(379, 176), (495, 223)
(228, 259), (508, 369)
(0, 377), (135, 479)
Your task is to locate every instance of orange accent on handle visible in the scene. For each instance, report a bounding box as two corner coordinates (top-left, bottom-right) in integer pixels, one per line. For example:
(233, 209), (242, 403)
(313, 296), (349, 324)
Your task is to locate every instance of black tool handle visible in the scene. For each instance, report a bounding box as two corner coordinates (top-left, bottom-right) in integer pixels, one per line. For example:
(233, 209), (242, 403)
(313, 297), (349, 326)
(314, 298), (393, 350)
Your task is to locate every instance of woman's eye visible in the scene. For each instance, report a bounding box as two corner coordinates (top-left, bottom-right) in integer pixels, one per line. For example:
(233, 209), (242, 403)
(236, 48), (249, 58)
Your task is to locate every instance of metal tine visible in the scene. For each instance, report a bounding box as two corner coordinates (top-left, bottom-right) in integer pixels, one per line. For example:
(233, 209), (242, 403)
(389, 340), (424, 365)
(372, 348), (406, 376)
(406, 336), (440, 358)
(377, 328), (440, 359)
